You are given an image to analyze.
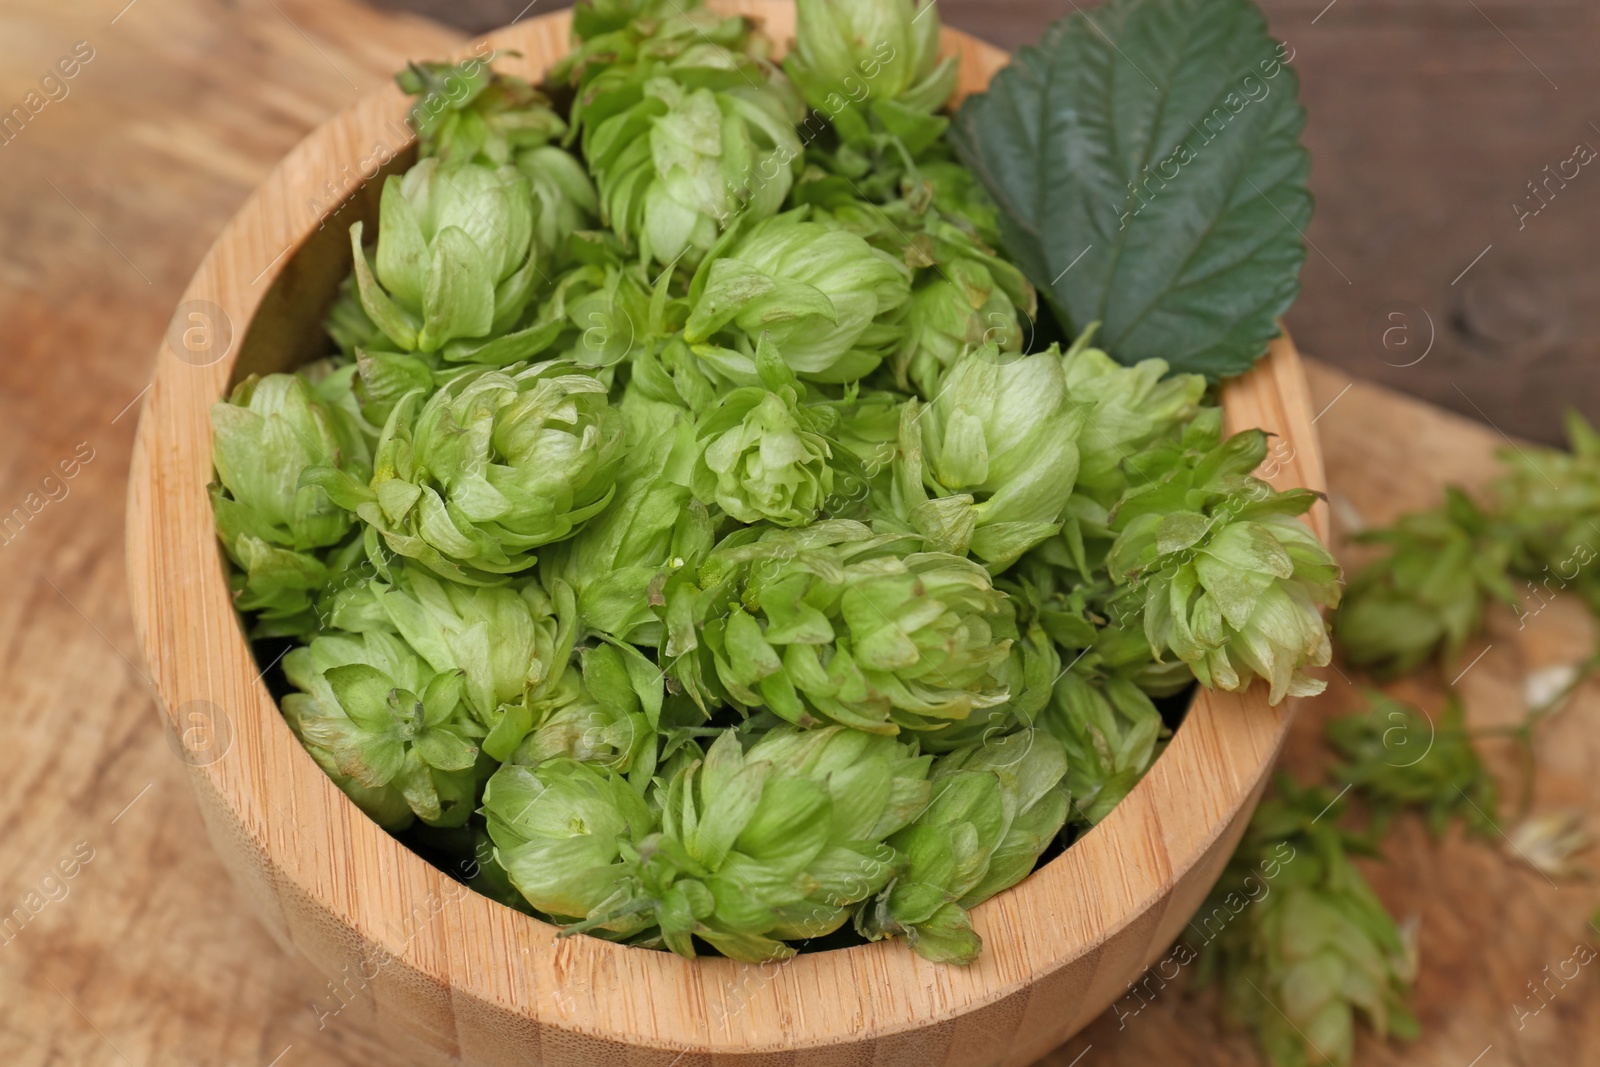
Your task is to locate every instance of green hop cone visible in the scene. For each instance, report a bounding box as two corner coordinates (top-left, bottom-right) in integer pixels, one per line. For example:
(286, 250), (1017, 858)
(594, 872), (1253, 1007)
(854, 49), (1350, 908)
(327, 564), (576, 761)
(785, 0), (958, 144)
(483, 757), (659, 933)
(211, 372), (371, 636)
(512, 642), (663, 787)
(559, 0), (769, 90)
(316, 362), (627, 583)
(684, 210), (913, 383)
(666, 523), (1015, 735)
(518, 145), (601, 267)
(893, 347), (1086, 570)
(283, 630), (487, 828)
(589, 727), (931, 961)
(691, 337), (859, 527)
(1060, 331), (1207, 506)
(1334, 487), (1517, 677)
(1494, 410), (1600, 611)
(540, 397), (713, 644)
(1197, 779), (1419, 1067)
(1040, 672), (1164, 828)
(579, 68), (802, 269)
(398, 58), (568, 166)
(1325, 693), (1497, 839)
(349, 157), (537, 355)
(896, 236), (1035, 398)
(856, 729), (1069, 964)
(1107, 430), (1342, 705)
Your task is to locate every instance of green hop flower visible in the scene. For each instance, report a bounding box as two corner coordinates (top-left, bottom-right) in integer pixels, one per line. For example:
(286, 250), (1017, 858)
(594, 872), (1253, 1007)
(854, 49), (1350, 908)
(1197, 779), (1419, 1067)
(283, 630), (487, 828)
(691, 337), (856, 527)
(211, 372), (371, 635)
(577, 66), (802, 268)
(893, 347), (1086, 569)
(1106, 429), (1342, 705)
(664, 523), (1015, 736)
(1041, 672), (1164, 827)
(397, 58), (568, 166)
(327, 564), (576, 761)
(856, 729), (1068, 964)
(316, 362), (627, 583)
(511, 642), (663, 786)
(566, 727), (930, 961)
(785, 0), (957, 148)
(349, 157), (537, 354)
(684, 210), (913, 383)
(540, 396), (713, 645)
(1061, 332), (1207, 506)
(483, 757), (658, 933)
(1325, 693), (1497, 838)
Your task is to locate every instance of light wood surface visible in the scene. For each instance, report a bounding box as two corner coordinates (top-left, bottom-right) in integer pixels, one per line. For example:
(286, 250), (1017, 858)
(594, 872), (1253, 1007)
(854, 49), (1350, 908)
(3, 0), (1592, 1065)
(123, 3), (1318, 1064)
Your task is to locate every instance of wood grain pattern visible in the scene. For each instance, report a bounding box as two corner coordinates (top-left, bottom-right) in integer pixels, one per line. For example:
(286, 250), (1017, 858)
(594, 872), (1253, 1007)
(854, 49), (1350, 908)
(6, 0), (1592, 1064)
(123, 4), (1321, 1065)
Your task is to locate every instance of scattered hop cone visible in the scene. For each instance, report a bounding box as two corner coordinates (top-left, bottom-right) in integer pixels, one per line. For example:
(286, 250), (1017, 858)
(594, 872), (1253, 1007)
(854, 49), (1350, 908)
(684, 211), (913, 383)
(691, 337), (855, 527)
(316, 362), (627, 584)
(1108, 431), (1342, 705)
(1326, 693), (1497, 838)
(1198, 780), (1419, 1067)
(856, 729), (1069, 964)
(518, 145), (601, 267)
(666, 523), (1015, 735)
(1335, 487), (1517, 677)
(588, 727), (930, 961)
(350, 158), (537, 354)
(483, 757), (659, 932)
(397, 58), (568, 167)
(211, 372), (370, 635)
(894, 347), (1085, 569)
(785, 0), (958, 143)
(559, 0), (768, 91)
(283, 630), (486, 828)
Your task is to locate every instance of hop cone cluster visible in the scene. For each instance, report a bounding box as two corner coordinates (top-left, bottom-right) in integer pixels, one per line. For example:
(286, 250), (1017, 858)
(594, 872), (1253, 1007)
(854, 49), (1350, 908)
(207, 0), (1343, 968)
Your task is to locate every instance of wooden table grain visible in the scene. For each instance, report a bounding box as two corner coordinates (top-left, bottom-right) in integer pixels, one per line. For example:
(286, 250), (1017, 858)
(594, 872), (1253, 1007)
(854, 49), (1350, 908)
(0, 0), (1593, 1065)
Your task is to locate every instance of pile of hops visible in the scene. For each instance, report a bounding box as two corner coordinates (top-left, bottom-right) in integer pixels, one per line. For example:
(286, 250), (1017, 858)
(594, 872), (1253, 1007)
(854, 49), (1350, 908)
(209, 0), (1341, 964)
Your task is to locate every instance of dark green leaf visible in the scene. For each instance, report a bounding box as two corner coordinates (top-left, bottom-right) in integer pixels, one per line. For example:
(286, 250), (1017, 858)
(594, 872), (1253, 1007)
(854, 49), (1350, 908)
(950, 0), (1310, 379)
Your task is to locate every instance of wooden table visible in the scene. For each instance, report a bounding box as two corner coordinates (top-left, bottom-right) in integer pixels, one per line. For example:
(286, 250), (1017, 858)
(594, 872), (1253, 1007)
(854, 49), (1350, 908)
(0, 1), (1592, 1065)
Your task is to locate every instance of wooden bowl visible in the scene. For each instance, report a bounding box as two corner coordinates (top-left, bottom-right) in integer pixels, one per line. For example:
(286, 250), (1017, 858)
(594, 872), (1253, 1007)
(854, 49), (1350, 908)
(126, 4), (1328, 1064)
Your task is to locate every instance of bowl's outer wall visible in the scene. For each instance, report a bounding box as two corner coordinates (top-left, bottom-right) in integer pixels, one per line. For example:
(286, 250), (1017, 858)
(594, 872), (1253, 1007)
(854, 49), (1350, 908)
(125, 3), (1328, 1064)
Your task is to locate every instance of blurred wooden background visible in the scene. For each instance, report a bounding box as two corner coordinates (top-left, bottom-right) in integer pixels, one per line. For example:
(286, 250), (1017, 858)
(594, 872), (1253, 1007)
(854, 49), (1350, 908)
(370, 0), (1600, 447)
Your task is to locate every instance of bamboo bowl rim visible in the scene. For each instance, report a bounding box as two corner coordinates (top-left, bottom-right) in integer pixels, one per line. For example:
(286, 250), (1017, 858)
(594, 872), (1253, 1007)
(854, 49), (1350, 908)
(126, 1), (1326, 1054)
